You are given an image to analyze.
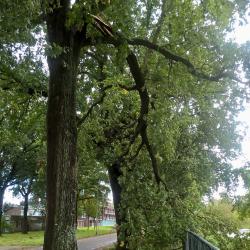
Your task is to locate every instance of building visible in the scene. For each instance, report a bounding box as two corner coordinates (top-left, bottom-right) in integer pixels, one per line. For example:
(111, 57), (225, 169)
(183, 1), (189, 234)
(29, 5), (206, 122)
(4, 205), (41, 216)
(4, 205), (45, 232)
(100, 201), (116, 226)
(77, 200), (116, 228)
(4, 201), (116, 231)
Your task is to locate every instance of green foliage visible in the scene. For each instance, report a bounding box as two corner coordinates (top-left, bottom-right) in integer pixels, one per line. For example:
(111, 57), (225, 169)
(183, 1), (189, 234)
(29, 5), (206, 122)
(1, 0), (250, 248)
(81, 198), (101, 219)
(199, 199), (250, 250)
(45, 43), (65, 58)
(235, 167), (250, 219)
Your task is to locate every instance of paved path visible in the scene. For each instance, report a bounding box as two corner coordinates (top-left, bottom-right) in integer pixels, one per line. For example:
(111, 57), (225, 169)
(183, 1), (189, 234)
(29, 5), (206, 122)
(0, 233), (117, 250)
(78, 233), (116, 250)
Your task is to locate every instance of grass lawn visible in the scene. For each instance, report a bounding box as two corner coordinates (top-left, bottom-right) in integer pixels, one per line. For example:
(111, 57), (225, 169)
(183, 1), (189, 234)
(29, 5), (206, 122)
(0, 226), (115, 246)
(102, 247), (115, 250)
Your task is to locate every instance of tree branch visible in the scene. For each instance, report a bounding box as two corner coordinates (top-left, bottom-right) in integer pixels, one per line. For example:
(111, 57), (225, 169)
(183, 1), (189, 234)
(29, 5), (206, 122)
(77, 85), (112, 127)
(143, 0), (168, 75)
(0, 70), (48, 97)
(129, 141), (144, 162)
(87, 35), (228, 82)
(141, 129), (161, 184)
(118, 84), (137, 91)
(128, 38), (228, 81)
(126, 51), (162, 185)
(151, 0), (168, 42)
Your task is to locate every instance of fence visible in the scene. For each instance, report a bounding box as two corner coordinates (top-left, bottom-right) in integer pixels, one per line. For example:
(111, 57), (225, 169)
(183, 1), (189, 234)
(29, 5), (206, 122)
(185, 231), (219, 250)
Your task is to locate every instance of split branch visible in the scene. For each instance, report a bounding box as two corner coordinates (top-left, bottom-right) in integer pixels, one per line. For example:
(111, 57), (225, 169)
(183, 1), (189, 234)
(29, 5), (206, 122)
(87, 35), (228, 82)
(126, 51), (162, 185)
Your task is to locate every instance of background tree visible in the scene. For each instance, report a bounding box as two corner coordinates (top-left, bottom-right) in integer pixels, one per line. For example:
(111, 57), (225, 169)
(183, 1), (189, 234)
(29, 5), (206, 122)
(12, 129), (44, 234)
(0, 0), (46, 236)
(236, 166), (250, 219)
(78, 197), (102, 231)
(13, 178), (34, 234)
(200, 198), (250, 250)
(0, 88), (45, 235)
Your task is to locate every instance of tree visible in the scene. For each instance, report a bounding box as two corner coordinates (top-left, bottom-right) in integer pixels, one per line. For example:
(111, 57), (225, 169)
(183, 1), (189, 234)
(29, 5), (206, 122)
(236, 167), (250, 219)
(1, 1), (250, 249)
(200, 198), (250, 250)
(81, 197), (101, 230)
(0, 0), (46, 235)
(42, 1), (249, 248)
(0, 146), (16, 236)
(0, 87), (45, 235)
(13, 178), (34, 234)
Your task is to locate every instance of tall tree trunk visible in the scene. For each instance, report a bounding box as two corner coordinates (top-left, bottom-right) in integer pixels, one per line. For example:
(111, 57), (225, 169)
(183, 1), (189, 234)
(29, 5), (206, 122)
(22, 194), (29, 234)
(108, 162), (129, 250)
(43, 2), (82, 249)
(0, 188), (5, 236)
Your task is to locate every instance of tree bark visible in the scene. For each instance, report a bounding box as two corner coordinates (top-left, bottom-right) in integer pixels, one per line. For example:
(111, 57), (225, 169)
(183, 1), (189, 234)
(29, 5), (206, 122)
(43, 2), (82, 249)
(0, 189), (5, 236)
(108, 162), (129, 250)
(95, 218), (98, 235)
(22, 194), (29, 234)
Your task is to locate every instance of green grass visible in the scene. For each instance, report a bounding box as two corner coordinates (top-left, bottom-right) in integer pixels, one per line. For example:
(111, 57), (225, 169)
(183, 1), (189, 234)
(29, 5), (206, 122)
(100, 243), (116, 250)
(0, 226), (115, 246)
(76, 226), (115, 240)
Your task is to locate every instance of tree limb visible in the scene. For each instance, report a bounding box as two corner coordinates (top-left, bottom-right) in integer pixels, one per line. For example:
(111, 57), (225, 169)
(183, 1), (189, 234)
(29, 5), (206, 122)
(127, 38), (228, 81)
(118, 84), (137, 91)
(129, 141), (144, 162)
(77, 85), (112, 127)
(126, 51), (161, 185)
(87, 35), (228, 82)
(143, 0), (168, 75)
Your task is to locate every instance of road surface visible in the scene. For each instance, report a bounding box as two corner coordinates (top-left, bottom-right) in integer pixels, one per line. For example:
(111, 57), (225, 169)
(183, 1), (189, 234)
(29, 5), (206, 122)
(78, 233), (116, 249)
(0, 233), (117, 250)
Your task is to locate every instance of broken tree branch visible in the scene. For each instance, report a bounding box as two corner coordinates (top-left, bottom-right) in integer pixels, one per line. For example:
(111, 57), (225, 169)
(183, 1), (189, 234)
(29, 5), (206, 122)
(87, 35), (228, 82)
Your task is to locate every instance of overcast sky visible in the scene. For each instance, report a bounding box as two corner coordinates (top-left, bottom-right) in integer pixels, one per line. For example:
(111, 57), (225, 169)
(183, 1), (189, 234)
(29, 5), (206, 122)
(230, 14), (250, 166)
(4, 13), (250, 205)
